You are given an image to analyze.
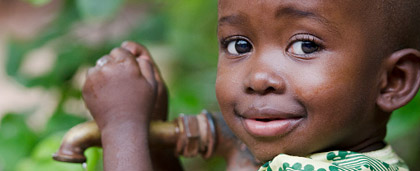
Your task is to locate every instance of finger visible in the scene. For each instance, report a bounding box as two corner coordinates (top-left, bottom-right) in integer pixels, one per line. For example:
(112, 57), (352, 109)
(137, 57), (157, 88)
(96, 55), (112, 67)
(83, 67), (99, 96)
(109, 47), (142, 75)
(87, 67), (98, 75)
(122, 41), (167, 120)
(121, 41), (152, 59)
(110, 47), (135, 62)
(139, 56), (168, 120)
(152, 83), (168, 120)
(121, 41), (165, 85)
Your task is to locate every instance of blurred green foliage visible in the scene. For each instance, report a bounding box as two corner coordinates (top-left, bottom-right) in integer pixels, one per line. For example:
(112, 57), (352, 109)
(0, 0), (419, 170)
(1, 0), (219, 170)
(23, 0), (51, 6)
(76, 0), (124, 20)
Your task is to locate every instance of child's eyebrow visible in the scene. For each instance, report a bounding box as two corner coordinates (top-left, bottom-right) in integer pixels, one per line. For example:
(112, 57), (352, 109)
(275, 6), (340, 35)
(218, 13), (248, 27)
(275, 7), (326, 22)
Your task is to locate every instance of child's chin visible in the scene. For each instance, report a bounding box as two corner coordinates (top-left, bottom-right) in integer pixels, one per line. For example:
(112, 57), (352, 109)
(248, 143), (307, 163)
(252, 151), (279, 163)
(247, 145), (285, 163)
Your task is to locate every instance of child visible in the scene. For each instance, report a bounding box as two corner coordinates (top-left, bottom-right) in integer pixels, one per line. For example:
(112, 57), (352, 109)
(82, 0), (420, 170)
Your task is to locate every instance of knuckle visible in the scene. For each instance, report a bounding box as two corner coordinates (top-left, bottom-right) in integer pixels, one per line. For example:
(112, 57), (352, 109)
(110, 48), (124, 58)
(96, 55), (111, 66)
(122, 58), (138, 68)
(122, 40), (136, 47)
(100, 65), (117, 75)
(124, 40), (143, 48)
(111, 47), (134, 62)
(110, 47), (122, 54)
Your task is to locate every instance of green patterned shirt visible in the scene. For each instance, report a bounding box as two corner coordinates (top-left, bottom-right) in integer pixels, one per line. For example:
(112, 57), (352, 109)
(258, 145), (408, 171)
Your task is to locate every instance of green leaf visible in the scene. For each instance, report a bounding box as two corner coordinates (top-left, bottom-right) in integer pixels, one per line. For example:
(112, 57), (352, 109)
(386, 92), (420, 141)
(5, 0), (81, 88)
(85, 147), (103, 171)
(127, 14), (168, 43)
(5, 40), (31, 77)
(31, 133), (64, 161)
(0, 113), (38, 171)
(22, 0), (52, 6)
(44, 111), (86, 136)
(15, 133), (83, 171)
(16, 158), (83, 171)
(76, 0), (125, 21)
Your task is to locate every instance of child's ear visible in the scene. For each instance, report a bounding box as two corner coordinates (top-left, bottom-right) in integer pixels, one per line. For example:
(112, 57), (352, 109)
(377, 48), (420, 112)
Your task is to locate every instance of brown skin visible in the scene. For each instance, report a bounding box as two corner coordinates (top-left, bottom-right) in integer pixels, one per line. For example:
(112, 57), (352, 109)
(216, 0), (420, 162)
(83, 41), (182, 170)
(82, 0), (420, 170)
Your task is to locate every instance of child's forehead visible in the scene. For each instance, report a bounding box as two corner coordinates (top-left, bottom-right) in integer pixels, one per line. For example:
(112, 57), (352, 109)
(217, 0), (385, 39)
(218, 0), (377, 17)
(218, 0), (420, 52)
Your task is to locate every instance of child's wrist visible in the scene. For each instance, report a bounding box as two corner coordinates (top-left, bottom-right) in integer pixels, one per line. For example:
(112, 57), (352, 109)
(100, 119), (152, 170)
(96, 109), (151, 127)
(101, 120), (149, 140)
(99, 111), (149, 132)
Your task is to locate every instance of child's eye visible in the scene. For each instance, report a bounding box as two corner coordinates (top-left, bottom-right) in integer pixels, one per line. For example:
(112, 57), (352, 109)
(288, 41), (320, 55)
(227, 39), (253, 55)
(286, 34), (324, 58)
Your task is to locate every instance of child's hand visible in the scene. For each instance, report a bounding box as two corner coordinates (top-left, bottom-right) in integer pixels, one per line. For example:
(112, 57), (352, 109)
(121, 41), (169, 121)
(83, 41), (161, 130)
(82, 42), (174, 170)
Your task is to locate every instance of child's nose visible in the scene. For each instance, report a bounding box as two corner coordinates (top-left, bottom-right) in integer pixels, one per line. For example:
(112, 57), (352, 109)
(244, 70), (286, 95)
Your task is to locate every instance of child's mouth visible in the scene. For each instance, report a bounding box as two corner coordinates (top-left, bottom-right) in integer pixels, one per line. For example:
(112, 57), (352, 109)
(242, 118), (302, 137)
(255, 118), (278, 122)
(236, 108), (304, 137)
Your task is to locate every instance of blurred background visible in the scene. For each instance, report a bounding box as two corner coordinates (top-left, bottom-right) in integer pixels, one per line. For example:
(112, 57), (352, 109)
(0, 0), (418, 170)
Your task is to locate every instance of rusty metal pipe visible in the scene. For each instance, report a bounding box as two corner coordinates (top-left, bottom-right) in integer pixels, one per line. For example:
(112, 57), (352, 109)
(52, 121), (101, 163)
(53, 110), (260, 170)
(53, 111), (216, 163)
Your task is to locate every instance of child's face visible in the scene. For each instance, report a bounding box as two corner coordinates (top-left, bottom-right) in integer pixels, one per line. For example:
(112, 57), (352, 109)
(216, 0), (389, 161)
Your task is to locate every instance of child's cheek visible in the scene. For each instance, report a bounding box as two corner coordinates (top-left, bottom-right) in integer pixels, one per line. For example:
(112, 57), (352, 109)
(215, 66), (237, 109)
(291, 63), (334, 98)
(292, 58), (371, 125)
(291, 51), (364, 105)
(215, 57), (246, 103)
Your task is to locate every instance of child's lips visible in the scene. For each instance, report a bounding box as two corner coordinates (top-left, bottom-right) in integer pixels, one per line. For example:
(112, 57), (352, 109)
(237, 108), (305, 137)
(242, 118), (302, 137)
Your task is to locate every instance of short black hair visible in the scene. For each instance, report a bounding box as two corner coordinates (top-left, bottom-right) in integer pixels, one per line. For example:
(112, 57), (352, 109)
(382, 0), (420, 50)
